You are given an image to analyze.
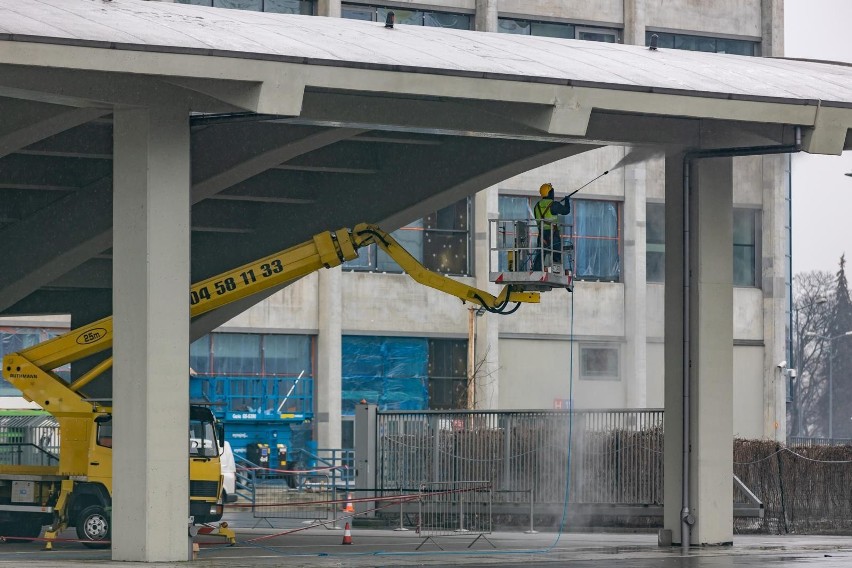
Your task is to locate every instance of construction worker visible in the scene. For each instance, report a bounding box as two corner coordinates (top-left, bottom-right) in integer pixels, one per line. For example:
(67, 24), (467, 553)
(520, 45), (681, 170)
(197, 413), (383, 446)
(533, 182), (571, 271)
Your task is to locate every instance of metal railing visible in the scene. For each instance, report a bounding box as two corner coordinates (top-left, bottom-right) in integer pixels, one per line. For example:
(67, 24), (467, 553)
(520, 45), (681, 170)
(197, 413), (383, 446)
(0, 442), (58, 467)
(417, 481), (493, 550)
(377, 408), (664, 512)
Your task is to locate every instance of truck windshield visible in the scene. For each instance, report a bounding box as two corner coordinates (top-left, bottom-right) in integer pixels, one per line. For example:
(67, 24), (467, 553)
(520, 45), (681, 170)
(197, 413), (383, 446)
(189, 419), (217, 458)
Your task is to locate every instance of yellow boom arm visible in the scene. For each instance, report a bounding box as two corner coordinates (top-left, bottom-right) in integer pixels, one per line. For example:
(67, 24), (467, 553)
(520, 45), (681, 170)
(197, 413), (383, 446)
(3, 224), (539, 397)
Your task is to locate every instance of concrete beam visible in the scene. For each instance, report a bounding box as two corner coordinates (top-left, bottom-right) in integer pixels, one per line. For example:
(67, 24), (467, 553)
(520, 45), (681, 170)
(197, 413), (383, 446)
(0, 126), (357, 313)
(0, 106), (107, 159)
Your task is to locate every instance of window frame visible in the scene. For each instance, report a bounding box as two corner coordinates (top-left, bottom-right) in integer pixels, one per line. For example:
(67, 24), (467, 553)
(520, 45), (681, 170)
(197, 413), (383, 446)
(733, 207), (762, 288)
(344, 198), (472, 276)
(645, 30), (758, 56)
(579, 343), (621, 382)
(497, 194), (622, 283)
(646, 201), (666, 283)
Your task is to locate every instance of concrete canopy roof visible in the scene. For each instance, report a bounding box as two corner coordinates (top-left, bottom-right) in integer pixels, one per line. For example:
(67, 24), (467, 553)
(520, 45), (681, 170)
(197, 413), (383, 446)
(1, 0), (851, 349)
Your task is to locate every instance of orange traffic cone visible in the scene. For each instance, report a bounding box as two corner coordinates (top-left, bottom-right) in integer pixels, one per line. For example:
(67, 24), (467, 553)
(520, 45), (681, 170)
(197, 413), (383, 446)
(341, 522), (353, 545)
(343, 493), (355, 513)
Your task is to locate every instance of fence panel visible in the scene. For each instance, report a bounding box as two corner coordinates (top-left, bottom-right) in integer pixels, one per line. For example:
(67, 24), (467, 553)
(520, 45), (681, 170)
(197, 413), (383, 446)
(417, 481), (492, 549)
(377, 409), (664, 510)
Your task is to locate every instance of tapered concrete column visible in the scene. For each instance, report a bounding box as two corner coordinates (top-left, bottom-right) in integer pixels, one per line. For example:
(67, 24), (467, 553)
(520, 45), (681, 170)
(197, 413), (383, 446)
(762, 155), (789, 441)
(623, 161), (647, 407)
(474, 186), (500, 409)
(112, 106), (191, 562)
(317, 0), (341, 18)
(316, 266), (342, 448)
(623, 0), (646, 46)
(475, 0), (498, 33)
(663, 155), (734, 545)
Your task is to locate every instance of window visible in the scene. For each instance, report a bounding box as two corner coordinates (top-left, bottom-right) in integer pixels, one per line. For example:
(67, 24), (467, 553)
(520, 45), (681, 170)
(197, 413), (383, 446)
(191, 333), (314, 417)
(733, 208), (760, 287)
(341, 336), (428, 414)
(428, 339), (468, 410)
(342, 5), (470, 29)
(213, 0), (261, 9)
(178, 0), (314, 13)
(646, 32), (757, 56)
(576, 27), (617, 43)
(499, 18), (618, 42)
(580, 345), (619, 381)
(498, 195), (621, 282)
(344, 198), (471, 275)
(646, 202), (665, 282)
(264, 0), (313, 14)
(425, 12), (471, 30)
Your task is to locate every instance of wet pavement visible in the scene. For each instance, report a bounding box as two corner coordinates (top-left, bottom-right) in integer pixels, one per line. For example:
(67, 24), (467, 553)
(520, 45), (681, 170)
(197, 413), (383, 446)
(1, 510), (851, 567)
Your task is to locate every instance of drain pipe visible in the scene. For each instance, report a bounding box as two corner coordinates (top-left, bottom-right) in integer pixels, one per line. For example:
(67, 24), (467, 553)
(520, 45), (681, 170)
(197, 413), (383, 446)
(679, 127), (801, 550)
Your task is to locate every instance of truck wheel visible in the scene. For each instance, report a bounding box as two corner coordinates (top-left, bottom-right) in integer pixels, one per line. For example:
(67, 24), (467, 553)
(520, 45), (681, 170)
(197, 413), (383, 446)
(76, 505), (110, 549)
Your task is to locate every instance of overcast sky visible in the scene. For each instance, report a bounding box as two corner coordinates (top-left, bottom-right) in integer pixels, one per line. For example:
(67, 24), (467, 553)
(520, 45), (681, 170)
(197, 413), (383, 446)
(785, 0), (852, 276)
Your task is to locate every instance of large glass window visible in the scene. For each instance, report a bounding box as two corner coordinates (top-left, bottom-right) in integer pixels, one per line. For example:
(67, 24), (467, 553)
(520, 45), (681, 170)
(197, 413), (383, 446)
(191, 333), (314, 417)
(178, 0), (314, 13)
(499, 18), (617, 42)
(213, 0), (262, 9)
(646, 31), (757, 56)
(342, 5), (470, 29)
(428, 339), (468, 410)
(344, 199), (471, 275)
(498, 195), (621, 282)
(580, 345), (620, 381)
(341, 336), (428, 414)
(213, 333), (262, 375)
(733, 208), (760, 287)
(646, 202), (665, 283)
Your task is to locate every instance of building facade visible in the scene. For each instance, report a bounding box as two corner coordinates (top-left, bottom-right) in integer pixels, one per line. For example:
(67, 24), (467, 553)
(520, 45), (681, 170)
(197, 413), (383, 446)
(0, 0), (790, 456)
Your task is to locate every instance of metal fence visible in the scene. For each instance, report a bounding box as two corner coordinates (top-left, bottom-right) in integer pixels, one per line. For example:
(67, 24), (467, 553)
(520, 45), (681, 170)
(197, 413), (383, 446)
(417, 481), (493, 550)
(377, 409), (664, 514)
(0, 416), (59, 466)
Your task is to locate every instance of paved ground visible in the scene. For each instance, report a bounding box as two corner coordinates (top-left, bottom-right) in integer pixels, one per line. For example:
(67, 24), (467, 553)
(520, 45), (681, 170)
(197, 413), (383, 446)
(2, 511), (852, 568)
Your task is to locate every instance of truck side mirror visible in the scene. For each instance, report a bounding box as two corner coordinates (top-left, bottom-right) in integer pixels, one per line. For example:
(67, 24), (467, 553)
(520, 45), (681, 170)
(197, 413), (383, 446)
(216, 423), (225, 448)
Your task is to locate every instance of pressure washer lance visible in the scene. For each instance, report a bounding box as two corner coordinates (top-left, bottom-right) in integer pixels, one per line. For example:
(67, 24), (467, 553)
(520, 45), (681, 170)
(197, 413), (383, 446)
(566, 170), (609, 198)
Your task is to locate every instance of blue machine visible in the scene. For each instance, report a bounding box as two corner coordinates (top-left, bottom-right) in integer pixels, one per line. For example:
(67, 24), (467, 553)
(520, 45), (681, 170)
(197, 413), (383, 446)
(190, 374), (313, 472)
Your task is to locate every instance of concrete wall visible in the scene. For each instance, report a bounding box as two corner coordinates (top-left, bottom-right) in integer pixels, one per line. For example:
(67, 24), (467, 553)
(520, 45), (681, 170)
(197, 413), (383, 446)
(734, 345), (765, 438)
(645, 0), (762, 38)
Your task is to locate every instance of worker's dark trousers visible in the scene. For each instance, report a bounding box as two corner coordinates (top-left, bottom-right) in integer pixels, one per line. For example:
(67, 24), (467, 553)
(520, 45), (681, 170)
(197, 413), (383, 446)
(532, 228), (561, 271)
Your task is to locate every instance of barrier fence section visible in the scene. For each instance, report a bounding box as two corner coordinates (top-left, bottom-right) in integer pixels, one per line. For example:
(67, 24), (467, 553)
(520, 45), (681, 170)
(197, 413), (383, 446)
(376, 408), (664, 517)
(245, 448), (353, 524)
(417, 481), (493, 550)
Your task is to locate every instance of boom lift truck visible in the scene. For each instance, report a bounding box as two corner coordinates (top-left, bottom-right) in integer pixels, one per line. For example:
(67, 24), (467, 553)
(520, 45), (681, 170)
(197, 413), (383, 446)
(1, 221), (570, 547)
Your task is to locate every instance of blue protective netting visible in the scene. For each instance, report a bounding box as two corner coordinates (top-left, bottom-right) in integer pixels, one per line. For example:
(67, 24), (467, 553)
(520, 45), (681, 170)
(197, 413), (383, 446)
(341, 336), (428, 414)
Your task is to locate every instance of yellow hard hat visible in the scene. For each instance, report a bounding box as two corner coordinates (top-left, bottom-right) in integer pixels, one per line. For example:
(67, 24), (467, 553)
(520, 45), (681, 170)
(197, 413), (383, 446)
(539, 183), (553, 198)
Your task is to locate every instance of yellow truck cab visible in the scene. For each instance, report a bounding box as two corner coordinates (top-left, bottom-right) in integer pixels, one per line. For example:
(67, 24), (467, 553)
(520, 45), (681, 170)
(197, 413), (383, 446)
(0, 404), (224, 547)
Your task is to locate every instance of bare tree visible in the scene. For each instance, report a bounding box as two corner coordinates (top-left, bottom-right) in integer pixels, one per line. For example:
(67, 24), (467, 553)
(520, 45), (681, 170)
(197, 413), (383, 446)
(789, 271), (834, 437)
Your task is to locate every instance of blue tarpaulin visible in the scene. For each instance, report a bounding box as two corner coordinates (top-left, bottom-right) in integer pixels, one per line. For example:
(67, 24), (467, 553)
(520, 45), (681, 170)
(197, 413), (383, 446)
(342, 336), (428, 414)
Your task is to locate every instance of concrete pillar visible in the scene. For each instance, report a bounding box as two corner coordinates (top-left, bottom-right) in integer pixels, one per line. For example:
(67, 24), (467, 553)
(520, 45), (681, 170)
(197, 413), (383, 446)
(663, 155), (734, 545)
(622, 0), (646, 46)
(474, 186), (500, 409)
(475, 0), (498, 33)
(761, 0), (784, 57)
(623, 160), (647, 407)
(762, 155), (789, 441)
(112, 106), (191, 562)
(316, 266), (342, 449)
(317, 0), (341, 18)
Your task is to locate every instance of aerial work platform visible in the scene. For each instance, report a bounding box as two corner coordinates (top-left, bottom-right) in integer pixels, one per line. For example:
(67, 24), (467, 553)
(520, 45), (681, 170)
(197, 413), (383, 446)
(490, 219), (574, 291)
